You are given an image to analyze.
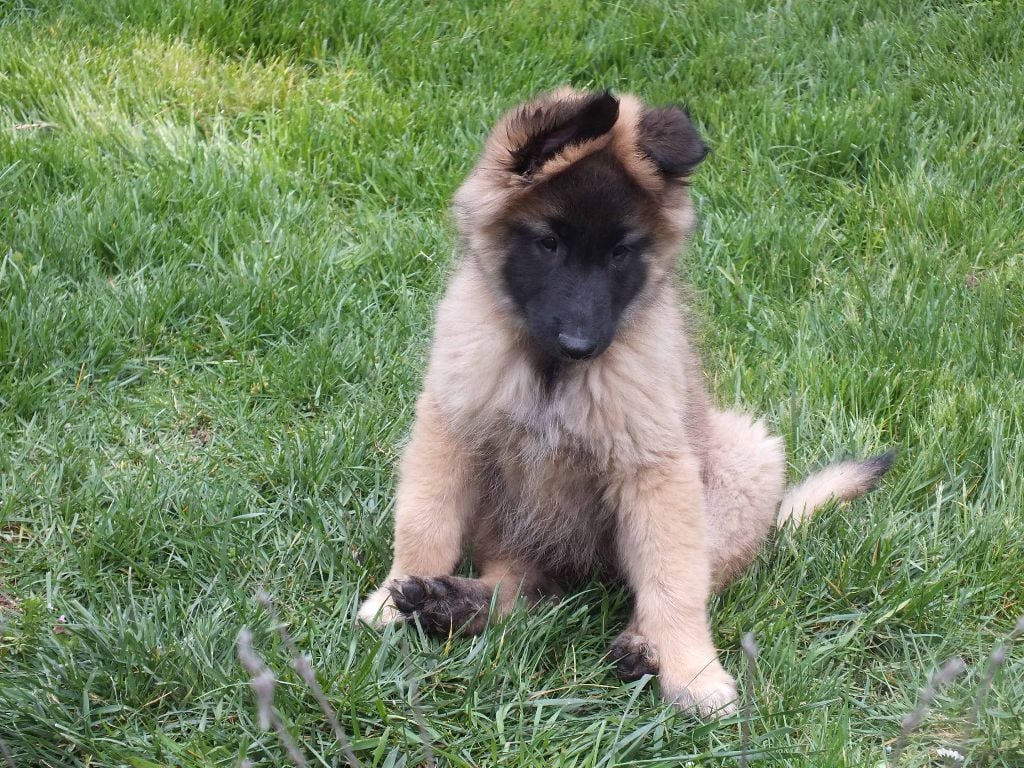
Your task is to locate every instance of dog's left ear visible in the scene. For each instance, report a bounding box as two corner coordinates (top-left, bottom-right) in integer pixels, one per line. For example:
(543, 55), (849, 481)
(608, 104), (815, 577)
(638, 106), (708, 178)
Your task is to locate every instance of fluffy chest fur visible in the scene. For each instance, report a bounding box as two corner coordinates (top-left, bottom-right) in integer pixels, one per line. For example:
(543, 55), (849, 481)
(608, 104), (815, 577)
(423, 264), (700, 576)
(477, 420), (615, 577)
(427, 265), (689, 463)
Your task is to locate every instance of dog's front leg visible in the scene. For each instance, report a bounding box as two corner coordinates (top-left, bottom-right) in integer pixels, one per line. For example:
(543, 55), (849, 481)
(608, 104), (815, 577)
(357, 393), (474, 627)
(611, 454), (738, 717)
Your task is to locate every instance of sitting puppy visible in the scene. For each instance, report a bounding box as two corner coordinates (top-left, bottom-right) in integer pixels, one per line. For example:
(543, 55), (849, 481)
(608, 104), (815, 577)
(359, 88), (892, 716)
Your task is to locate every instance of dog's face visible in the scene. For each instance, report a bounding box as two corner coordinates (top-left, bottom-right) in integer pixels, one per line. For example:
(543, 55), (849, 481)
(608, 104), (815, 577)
(500, 152), (655, 360)
(455, 89), (707, 363)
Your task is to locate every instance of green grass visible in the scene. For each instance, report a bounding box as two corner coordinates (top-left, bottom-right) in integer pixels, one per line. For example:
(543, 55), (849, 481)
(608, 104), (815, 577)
(1, 1), (1022, 765)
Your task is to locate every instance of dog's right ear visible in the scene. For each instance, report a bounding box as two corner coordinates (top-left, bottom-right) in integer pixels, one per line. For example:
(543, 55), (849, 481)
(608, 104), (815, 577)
(638, 106), (708, 179)
(508, 91), (620, 177)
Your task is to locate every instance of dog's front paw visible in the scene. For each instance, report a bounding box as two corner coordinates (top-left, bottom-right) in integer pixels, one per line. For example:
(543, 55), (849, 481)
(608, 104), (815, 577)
(661, 662), (738, 718)
(606, 630), (660, 681)
(389, 575), (491, 637)
(357, 585), (404, 628)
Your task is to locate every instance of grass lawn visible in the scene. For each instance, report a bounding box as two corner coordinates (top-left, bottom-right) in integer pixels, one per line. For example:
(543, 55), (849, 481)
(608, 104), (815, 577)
(2, 1), (1023, 765)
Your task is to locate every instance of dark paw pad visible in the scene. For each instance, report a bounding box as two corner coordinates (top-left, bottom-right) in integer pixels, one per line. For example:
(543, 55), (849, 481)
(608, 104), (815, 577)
(388, 576), (491, 637)
(606, 632), (660, 681)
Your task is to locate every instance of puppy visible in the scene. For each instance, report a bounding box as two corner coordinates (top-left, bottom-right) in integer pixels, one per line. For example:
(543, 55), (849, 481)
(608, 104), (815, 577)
(358, 88), (893, 716)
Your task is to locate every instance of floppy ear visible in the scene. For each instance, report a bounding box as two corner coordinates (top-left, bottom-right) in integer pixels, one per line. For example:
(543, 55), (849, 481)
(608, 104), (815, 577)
(638, 106), (708, 178)
(510, 91), (620, 177)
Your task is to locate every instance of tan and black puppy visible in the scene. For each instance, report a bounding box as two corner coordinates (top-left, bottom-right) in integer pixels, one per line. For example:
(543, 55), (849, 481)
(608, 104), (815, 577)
(359, 88), (893, 716)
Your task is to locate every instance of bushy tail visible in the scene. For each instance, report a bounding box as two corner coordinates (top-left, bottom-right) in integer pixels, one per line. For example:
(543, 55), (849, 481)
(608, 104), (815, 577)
(777, 450), (896, 527)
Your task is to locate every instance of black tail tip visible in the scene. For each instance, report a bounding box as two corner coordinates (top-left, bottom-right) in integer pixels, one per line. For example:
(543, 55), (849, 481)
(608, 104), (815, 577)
(863, 449), (898, 488)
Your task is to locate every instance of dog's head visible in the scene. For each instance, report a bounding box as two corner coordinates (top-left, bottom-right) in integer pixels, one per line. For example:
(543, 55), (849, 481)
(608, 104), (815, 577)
(454, 88), (706, 362)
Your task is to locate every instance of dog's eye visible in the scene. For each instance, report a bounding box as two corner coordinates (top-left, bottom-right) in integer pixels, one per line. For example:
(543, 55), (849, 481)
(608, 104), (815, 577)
(610, 244), (632, 265)
(539, 236), (558, 253)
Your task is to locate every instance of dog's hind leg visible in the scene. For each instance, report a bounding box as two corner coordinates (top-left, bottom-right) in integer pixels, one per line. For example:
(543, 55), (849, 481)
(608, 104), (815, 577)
(389, 559), (551, 637)
(357, 394), (476, 627)
(702, 409), (894, 589)
(702, 409), (787, 591)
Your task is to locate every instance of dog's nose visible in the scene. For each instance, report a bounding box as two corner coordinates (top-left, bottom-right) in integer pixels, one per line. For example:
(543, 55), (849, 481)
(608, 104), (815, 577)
(557, 333), (598, 360)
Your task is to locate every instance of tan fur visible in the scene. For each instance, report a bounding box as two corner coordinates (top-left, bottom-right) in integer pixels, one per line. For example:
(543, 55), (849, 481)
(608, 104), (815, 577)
(777, 456), (891, 526)
(704, 410), (788, 590)
(359, 88), (890, 717)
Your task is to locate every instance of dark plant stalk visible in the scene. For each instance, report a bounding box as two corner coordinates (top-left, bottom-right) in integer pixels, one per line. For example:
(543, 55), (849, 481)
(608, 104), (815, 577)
(961, 615), (1024, 758)
(255, 590), (362, 768)
(740, 631), (759, 768)
(236, 628), (309, 767)
(889, 657), (967, 765)
(0, 737), (16, 768)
